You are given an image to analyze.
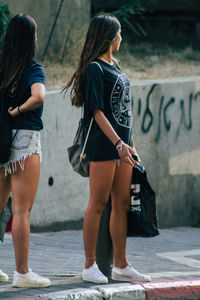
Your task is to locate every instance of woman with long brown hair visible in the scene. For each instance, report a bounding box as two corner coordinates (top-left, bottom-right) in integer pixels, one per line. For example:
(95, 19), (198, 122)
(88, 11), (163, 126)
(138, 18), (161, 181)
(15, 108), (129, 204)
(63, 15), (151, 283)
(0, 14), (50, 288)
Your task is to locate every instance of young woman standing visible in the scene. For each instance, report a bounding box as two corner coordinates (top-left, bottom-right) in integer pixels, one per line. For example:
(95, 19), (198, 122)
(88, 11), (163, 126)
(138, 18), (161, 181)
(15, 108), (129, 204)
(63, 15), (151, 284)
(0, 14), (50, 288)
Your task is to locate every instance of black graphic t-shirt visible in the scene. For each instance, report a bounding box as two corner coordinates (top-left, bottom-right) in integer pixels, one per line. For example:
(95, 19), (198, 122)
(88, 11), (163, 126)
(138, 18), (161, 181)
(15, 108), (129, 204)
(84, 59), (132, 161)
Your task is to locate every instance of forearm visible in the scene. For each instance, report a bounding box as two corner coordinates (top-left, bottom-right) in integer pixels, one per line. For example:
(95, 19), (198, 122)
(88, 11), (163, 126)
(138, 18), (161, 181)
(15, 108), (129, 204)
(93, 109), (120, 146)
(8, 83), (45, 117)
(18, 95), (42, 113)
(93, 109), (137, 166)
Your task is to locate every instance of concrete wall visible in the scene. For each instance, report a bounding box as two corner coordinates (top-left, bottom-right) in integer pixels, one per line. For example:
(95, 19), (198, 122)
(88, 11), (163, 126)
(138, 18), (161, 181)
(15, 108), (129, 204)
(132, 77), (200, 228)
(1, 0), (90, 61)
(30, 89), (90, 231)
(30, 77), (200, 230)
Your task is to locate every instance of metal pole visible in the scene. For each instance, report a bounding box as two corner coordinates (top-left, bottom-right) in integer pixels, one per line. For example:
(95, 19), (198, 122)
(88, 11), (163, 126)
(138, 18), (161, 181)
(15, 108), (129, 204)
(43, 0), (64, 60)
(0, 197), (12, 242)
(96, 196), (113, 279)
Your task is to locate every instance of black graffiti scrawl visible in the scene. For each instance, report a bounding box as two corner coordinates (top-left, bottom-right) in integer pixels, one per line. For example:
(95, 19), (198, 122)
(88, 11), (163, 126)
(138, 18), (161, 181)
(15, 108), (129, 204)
(133, 84), (200, 142)
(110, 73), (132, 128)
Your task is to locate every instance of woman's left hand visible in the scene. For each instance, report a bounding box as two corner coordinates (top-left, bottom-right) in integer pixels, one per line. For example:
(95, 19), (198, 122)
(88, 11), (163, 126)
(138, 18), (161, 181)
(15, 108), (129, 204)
(117, 142), (137, 166)
(131, 137), (141, 163)
(8, 106), (20, 118)
(132, 146), (141, 163)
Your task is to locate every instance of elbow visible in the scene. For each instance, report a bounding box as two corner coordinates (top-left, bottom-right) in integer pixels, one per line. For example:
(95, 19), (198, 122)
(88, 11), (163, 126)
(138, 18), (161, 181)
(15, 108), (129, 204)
(34, 94), (45, 105)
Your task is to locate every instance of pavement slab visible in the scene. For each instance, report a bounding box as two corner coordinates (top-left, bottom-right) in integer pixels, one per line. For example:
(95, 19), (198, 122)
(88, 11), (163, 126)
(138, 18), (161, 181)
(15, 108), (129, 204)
(0, 227), (200, 299)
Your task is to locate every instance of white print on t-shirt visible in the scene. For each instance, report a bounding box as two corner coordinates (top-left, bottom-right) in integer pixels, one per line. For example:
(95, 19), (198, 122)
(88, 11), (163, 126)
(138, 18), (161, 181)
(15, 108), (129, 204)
(110, 73), (132, 128)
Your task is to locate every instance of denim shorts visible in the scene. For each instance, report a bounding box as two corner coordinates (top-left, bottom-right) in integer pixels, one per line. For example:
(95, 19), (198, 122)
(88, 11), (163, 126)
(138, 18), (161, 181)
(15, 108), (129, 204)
(0, 129), (42, 176)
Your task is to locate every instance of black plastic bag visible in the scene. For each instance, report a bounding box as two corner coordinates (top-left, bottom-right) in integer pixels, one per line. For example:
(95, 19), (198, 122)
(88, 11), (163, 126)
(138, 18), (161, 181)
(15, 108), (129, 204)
(127, 163), (159, 237)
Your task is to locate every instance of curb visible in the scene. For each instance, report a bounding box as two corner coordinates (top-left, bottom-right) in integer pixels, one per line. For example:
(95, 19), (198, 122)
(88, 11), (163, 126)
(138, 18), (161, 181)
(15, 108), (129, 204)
(40, 284), (145, 300)
(5, 296), (48, 300)
(39, 279), (200, 300)
(143, 279), (200, 300)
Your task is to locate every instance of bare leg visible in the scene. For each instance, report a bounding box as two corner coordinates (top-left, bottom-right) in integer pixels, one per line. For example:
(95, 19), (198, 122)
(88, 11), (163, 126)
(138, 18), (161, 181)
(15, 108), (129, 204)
(83, 161), (116, 268)
(110, 162), (132, 268)
(11, 154), (40, 274)
(0, 168), (11, 214)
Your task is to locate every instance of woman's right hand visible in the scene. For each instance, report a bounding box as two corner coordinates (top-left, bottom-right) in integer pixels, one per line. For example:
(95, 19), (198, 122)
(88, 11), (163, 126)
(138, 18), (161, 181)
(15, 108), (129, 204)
(116, 141), (137, 166)
(8, 106), (20, 118)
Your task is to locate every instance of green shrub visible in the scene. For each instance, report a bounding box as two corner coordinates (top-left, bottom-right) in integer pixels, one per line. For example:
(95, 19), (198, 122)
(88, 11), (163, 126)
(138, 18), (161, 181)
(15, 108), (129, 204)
(92, 0), (144, 37)
(112, 0), (144, 37)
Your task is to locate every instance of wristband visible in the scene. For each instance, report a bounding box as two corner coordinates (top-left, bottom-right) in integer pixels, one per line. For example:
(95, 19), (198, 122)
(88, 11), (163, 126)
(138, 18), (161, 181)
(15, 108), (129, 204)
(116, 141), (123, 151)
(18, 106), (23, 114)
(114, 139), (122, 148)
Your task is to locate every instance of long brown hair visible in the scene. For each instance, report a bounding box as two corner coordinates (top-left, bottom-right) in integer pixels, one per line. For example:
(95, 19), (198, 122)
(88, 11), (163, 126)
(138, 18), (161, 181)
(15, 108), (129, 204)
(0, 14), (37, 94)
(62, 15), (121, 107)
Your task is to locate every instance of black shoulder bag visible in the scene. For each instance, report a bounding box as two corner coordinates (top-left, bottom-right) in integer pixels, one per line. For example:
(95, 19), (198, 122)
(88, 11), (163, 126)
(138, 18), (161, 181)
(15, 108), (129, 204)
(67, 61), (103, 177)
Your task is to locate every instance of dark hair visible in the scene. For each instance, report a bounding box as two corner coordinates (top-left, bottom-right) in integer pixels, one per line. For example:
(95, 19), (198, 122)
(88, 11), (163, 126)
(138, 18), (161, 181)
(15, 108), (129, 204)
(62, 15), (121, 107)
(0, 14), (37, 93)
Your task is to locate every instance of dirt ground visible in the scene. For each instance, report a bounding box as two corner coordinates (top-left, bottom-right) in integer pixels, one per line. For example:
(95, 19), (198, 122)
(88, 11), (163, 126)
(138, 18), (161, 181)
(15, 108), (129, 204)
(43, 43), (200, 88)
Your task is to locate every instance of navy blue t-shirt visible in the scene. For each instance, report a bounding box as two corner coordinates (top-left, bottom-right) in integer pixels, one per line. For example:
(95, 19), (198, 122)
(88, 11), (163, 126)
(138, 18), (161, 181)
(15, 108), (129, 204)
(9, 61), (46, 131)
(84, 59), (132, 161)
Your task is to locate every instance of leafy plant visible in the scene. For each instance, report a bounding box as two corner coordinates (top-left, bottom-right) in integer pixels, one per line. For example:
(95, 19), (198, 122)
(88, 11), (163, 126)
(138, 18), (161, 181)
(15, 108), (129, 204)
(112, 0), (145, 37)
(92, 0), (145, 38)
(0, 3), (11, 45)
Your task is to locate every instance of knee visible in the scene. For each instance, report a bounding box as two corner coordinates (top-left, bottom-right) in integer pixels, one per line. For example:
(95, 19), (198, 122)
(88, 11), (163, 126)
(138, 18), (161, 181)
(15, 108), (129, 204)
(12, 208), (31, 218)
(112, 197), (129, 213)
(88, 198), (107, 215)
(97, 200), (107, 214)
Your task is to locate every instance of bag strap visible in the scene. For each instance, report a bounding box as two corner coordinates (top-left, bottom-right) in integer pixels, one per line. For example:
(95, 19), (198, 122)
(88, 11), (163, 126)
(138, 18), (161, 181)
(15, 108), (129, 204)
(11, 129), (18, 143)
(80, 117), (93, 161)
(90, 61), (103, 73)
(80, 61), (103, 161)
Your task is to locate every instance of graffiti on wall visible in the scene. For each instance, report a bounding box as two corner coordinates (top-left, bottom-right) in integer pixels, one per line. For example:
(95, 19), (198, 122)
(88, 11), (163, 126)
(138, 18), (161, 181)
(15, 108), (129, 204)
(133, 84), (200, 142)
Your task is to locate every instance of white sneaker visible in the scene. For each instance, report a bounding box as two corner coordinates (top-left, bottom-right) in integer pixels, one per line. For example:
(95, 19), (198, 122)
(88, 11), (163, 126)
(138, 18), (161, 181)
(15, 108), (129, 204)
(0, 269), (9, 282)
(112, 264), (151, 282)
(82, 262), (108, 284)
(12, 269), (51, 288)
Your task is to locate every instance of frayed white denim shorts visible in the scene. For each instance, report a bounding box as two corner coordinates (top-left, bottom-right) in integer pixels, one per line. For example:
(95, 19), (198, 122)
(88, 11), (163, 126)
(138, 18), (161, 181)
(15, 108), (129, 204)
(0, 129), (42, 177)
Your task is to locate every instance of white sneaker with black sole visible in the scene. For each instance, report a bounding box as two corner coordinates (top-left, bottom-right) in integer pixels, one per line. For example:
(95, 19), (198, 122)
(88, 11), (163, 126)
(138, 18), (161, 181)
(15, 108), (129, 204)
(0, 269), (9, 282)
(112, 264), (151, 282)
(12, 269), (51, 288)
(82, 262), (108, 284)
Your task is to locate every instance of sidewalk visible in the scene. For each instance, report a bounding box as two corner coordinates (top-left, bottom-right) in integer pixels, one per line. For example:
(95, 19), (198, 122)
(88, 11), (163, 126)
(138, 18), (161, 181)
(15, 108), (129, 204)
(0, 227), (200, 299)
